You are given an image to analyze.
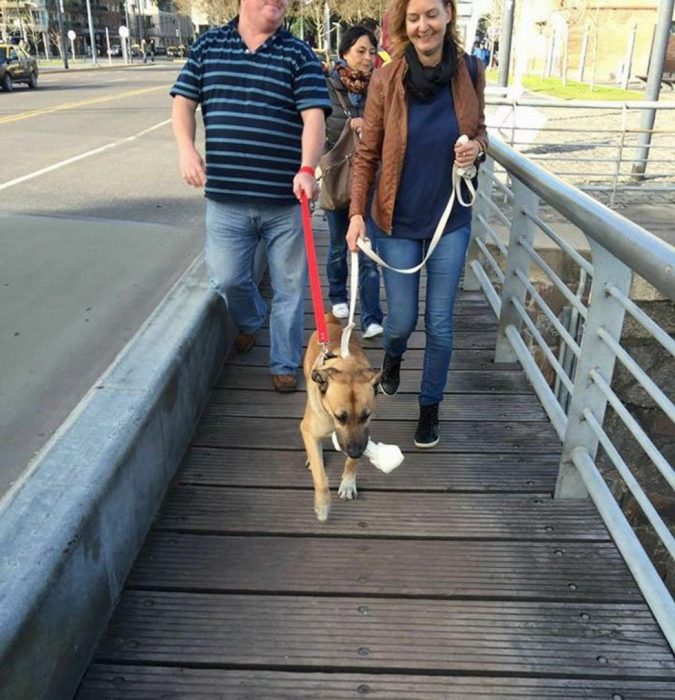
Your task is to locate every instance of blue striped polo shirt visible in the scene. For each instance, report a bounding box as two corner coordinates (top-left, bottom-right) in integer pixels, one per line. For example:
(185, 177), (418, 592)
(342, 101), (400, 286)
(170, 20), (330, 205)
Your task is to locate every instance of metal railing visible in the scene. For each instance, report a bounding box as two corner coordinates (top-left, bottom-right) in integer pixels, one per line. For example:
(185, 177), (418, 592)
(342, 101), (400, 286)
(465, 136), (675, 651)
(484, 97), (675, 204)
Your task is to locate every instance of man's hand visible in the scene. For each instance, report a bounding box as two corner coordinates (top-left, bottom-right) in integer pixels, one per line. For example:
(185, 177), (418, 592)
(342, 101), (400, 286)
(293, 171), (319, 201)
(179, 146), (206, 188)
(346, 214), (366, 252)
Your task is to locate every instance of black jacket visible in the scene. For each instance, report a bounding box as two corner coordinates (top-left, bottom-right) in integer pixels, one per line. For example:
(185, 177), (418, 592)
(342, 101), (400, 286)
(325, 72), (366, 150)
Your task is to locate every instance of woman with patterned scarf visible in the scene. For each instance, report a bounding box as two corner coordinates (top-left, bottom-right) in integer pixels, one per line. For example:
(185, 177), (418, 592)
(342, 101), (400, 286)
(323, 25), (384, 340)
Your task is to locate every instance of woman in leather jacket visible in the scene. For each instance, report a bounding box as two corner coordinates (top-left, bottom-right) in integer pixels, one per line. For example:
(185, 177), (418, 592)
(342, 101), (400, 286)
(346, 0), (487, 448)
(323, 25), (384, 340)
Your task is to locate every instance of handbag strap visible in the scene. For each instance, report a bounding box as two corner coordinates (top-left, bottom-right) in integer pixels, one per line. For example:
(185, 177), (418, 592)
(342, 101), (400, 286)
(332, 82), (353, 118)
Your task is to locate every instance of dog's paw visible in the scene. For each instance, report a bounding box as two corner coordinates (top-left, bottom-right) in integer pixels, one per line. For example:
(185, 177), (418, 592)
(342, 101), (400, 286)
(314, 502), (330, 521)
(338, 476), (358, 501)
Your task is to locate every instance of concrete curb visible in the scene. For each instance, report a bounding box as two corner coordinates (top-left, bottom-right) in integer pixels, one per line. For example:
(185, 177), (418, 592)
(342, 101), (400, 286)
(0, 256), (231, 699)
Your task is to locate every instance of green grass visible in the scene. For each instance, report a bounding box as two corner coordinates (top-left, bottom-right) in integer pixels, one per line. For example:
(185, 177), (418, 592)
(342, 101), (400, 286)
(485, 69), (644, 101)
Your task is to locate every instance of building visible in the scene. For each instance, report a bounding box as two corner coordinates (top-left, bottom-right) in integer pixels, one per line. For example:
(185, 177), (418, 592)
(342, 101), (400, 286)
(487, 0), (674, 84)
(0, 0), (192, 57)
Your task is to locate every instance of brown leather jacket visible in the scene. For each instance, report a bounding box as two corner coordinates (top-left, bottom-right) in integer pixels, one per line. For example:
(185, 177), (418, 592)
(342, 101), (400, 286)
(349, 52), (487, 234)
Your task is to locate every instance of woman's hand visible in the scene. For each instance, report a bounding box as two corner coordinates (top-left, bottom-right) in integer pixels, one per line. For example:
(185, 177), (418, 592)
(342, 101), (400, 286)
(350, 117), (364, 138)
(454, 138), (480, 169)
(346, 215), (366, 252)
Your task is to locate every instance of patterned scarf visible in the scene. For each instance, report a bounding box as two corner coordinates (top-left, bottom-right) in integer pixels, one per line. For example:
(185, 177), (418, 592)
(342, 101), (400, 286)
(337, 63), (371, 95)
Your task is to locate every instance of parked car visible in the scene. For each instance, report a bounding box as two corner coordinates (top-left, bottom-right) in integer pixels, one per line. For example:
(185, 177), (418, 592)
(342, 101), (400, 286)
(153, 44), (167, 56)
(167, 45), (187, 58)
(0, 43), (38, 91)
(108, 43), (123, 57)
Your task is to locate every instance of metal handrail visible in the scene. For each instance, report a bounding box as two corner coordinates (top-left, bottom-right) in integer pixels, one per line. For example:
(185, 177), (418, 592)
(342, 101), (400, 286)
(485, 98), (675, 200)
(466, 136), (675, 652)
(489, 138), (675, 299)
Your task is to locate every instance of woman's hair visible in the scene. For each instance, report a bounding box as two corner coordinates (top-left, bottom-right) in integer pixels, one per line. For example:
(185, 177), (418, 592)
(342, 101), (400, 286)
(386, 0), (462, 56)
(338, 25), (377, 59)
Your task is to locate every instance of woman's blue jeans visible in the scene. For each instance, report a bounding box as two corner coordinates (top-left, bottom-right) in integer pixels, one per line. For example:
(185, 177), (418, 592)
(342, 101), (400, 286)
(205, 198), (306, 375)
(376, 224), (471, 406)
(325, 207), (383, 331)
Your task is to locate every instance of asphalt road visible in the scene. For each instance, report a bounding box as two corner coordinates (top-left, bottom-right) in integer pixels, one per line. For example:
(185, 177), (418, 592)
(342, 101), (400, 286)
(0, 64), (205, 497)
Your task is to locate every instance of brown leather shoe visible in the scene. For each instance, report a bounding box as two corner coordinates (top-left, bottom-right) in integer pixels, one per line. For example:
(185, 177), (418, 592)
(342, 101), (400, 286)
(234, 331), (256, 354)
(272, 374), (297, 393)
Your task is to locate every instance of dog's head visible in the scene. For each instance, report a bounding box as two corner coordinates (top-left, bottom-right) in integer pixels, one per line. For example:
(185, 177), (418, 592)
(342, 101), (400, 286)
(311, 359), (381, 459)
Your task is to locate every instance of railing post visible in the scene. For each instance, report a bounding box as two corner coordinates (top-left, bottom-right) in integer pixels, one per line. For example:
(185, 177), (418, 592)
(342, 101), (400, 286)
(555, 241), (632, 498)
(463, 157), (494, 291)
(494, 178), (539, 363)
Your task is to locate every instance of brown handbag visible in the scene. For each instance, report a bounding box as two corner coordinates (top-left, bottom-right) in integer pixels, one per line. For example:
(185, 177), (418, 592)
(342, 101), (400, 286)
(319, 88), (359, 211)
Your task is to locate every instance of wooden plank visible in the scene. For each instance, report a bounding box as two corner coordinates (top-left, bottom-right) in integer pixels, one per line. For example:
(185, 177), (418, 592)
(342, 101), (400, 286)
(297, 310), (498, 330)
(155, 487), (607, 540)
(204, 390), (548, 421)
(215, 367), (534, 394)
(191, 416), (558, 453)
(250, 328), (498, 349)
(128, 533), (640, 601)
(302, 298), (499, 317)
(227, 346), (519, 371)
(91, 591), (675, 678)
(179, 448), (559, 492)
(78, 666), (675, 699)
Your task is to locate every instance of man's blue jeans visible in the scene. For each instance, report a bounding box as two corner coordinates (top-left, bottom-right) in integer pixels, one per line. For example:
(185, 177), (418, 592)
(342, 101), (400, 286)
(325, 207), (383, 331)
(376, 224), (471, 406)
(205, 199), (306, 375)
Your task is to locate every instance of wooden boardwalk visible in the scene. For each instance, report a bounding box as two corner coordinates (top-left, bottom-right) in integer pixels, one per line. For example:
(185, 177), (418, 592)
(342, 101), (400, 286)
(77, 222), (675, 698)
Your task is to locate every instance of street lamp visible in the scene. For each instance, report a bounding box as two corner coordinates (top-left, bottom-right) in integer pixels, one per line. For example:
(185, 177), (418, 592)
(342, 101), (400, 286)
(130, 2), (137, 45)
(54, 0), (69, 69)
(84, 0), (97, 65)
(123, 0), (132, 61)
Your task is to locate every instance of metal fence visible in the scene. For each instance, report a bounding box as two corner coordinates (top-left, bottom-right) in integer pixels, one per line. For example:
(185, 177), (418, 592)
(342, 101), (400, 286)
(465, 136), (675, 651)
(485, 96), (675, 204)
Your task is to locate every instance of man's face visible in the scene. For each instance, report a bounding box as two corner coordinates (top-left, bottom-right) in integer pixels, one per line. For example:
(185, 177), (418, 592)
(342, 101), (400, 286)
(241, 0), (289, 29)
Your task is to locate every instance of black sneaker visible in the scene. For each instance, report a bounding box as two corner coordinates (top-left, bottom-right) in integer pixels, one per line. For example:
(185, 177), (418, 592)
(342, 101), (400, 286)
(380, 353), (402, 396)
(414, 404), (439, 448)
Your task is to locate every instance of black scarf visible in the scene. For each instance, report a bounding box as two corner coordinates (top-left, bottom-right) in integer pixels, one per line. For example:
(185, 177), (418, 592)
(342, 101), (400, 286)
(404, 39), (456, 102)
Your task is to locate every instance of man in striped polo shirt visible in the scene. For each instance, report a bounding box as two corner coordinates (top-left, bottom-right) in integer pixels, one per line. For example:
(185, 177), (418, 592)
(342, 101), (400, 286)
(171, 0), (330, 393)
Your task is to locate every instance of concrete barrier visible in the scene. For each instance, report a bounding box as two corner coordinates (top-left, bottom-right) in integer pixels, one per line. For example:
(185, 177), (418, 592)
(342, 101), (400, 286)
(0, 256), (235, 699)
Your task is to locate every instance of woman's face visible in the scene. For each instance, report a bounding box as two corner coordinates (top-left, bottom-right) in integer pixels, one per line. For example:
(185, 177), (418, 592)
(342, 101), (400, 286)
(405, 0), (451, 65)
(343, 34), (377, 74)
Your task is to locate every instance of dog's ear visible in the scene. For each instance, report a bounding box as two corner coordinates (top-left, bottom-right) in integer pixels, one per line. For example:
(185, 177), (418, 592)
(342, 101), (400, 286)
(312, 367), (341, 393)
(311, 369), (329, 393)
(312, 369), (328, 394)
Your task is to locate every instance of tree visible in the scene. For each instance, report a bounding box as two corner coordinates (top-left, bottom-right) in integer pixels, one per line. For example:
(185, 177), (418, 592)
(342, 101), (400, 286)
(173, 0), (239, 25)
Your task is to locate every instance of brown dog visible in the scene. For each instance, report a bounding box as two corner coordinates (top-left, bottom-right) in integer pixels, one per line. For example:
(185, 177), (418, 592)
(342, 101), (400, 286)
(301, 313), (381, 521)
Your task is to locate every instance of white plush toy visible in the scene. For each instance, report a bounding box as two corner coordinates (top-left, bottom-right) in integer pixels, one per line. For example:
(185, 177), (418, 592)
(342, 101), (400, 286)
(331, 432), (404, 474)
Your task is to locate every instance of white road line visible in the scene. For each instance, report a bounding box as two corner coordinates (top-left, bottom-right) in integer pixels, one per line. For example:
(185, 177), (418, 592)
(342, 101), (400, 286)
(0, 118), (172, 192)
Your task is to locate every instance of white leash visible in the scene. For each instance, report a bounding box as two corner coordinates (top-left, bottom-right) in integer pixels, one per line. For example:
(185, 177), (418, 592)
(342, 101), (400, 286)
(356, 161), (476, 274)
(339, 137), (477, 357)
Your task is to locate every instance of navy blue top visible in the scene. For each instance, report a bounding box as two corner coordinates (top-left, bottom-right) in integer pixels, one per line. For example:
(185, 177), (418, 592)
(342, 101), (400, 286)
(392, 86), (472, 239)
(170, 19), (331, 205)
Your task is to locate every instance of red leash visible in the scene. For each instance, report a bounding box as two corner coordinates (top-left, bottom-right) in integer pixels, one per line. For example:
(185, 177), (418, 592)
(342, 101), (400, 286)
(300, 192), (329, 346)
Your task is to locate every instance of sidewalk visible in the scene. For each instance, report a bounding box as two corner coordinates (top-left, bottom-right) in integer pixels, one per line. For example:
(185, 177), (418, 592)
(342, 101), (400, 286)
(38, 57), (180, 74)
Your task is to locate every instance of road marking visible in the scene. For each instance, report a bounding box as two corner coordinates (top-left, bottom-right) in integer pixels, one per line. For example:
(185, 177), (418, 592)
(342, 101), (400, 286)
(0, 84), (168, 125)
(0, 119), (172, 192)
